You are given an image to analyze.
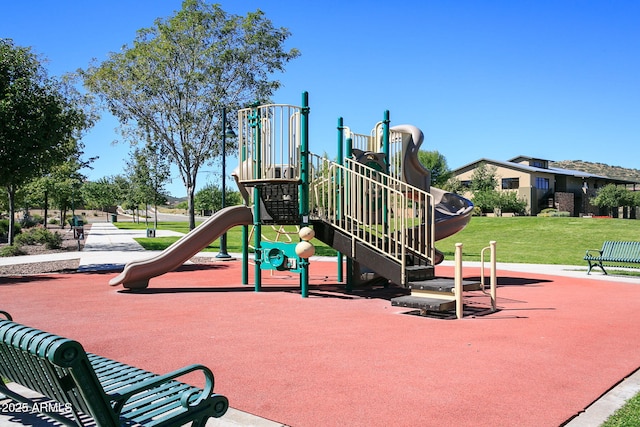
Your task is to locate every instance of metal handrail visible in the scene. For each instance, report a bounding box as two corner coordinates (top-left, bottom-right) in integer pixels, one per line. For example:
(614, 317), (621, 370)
(236, 104), (302, 183)
(309, 153), (435, 285)
(480, 241), (498, 311)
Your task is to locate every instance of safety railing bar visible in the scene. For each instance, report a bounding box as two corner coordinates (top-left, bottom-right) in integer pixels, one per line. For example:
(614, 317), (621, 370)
(479, 241), (498, 311)
(308, 153), (434, 271)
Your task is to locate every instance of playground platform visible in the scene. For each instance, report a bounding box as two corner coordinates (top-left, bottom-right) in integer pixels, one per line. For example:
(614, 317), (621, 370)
(1, 223), (640, 426)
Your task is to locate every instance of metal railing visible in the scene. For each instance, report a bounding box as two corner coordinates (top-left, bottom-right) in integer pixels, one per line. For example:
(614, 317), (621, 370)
(480, 241), (498, 312)
(349, 126), (409, 183)
(309, 153), (435, 284)
(236, 104), (302, 183)
(451, 241), (498, 319)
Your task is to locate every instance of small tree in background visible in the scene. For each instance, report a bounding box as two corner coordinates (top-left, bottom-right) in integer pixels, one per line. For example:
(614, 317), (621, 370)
(469, 163), (500, 214)
(417, 150), (452, 187)
(440, 177), (464, 194)
(81, 177), (121, 217)
(0, 40), (93, 244)
(194, 183), (241, 215)
(127, 142), (170, 228)
(591, 184), (634, 217)
(470, 162), (498, 193)
(496, 191), (528, 215)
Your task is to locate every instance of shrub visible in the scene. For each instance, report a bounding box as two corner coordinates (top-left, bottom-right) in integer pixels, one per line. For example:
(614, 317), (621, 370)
(0, 220), (21, 243)
(43, 231), (63, 249)
(20, 215), (41, 228)
(12, 228), (63, 249)
(14, 231), (37, 246)
(471, 206), (484, 216)
(497, 191), (528, 215)
(537, 209), (570, 217)
(0, 245), (25, 257)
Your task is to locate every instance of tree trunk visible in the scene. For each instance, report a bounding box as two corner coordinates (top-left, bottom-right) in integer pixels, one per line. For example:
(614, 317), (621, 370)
(154, 201), (158, 229)
(187, 184), (196, 230)
(60, 208), (67, 229)
(43, 190), (49, 229)
(7, 186), (16, 246)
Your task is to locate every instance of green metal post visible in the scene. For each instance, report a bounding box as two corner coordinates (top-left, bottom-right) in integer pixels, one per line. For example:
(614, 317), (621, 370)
(242, 225), (248, 284)
(241, 142), (249, 285)
(382, 110), (390, 173)
(299, 91), (310, 298)
(253, 185), (261, 292)
(382, 110), (390, 235)
(345, 136), (353, 293)
(250, 104), (262, 292)
(336, 117), (344, 282)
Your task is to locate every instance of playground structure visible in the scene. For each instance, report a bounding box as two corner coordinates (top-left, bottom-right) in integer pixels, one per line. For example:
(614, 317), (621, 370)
(110, 91), (497, 318)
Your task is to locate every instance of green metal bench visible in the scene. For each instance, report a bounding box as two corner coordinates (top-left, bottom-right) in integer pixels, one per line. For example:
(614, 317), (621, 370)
(584, 241), (640, 275)
(0, 317), (228, 426)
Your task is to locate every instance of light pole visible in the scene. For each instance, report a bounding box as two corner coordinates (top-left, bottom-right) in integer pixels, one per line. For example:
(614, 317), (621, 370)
(216, 107), (236, 259)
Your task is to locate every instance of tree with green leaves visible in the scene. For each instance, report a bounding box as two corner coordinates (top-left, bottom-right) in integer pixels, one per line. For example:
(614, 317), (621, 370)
(417, 150), (452, 187)
(0, 39), (94, 244)
(468, 163), (500, 214)
(440, 177), (465, 194)
(194, 183), (241, 215)
(591, 184), (634, 217)
(81, 177), (121, 218)
(470, 162), (499, 193)
(82, 0), (300, 229)
(127, 143), (171, 228)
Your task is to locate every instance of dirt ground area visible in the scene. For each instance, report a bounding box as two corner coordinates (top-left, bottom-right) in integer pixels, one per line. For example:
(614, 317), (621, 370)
(0, 219), (92, 276)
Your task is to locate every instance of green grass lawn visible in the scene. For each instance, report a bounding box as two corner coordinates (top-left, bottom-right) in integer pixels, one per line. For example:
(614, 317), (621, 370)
(117, 215), (640, 267)
(438, 216), (640, 266)
(118, 222), (339, 256)
(601, 391), (640, 427)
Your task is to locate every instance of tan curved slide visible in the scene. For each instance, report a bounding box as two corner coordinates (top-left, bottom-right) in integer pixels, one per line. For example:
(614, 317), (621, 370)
(109, 205), (253, 289)
(391, 124), (474, 241)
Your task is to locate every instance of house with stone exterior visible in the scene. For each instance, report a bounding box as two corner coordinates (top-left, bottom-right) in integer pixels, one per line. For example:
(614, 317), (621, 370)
(452, 156), (638, 216)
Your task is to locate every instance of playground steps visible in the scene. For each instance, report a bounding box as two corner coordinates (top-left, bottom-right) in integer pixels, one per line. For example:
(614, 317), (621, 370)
(391, 278), (483, 313)
(410, 278), (483, 293)
(405, 265), (435, 281)
(311, 220), (434, 286)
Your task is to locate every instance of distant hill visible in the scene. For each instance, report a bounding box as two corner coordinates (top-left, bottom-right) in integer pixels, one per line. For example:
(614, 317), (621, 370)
(550, 160), (640, 183)
(165, 195), (187, 205)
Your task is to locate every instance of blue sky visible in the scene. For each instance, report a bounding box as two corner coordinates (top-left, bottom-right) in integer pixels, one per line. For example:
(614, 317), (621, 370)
(2, 0), (639, 197)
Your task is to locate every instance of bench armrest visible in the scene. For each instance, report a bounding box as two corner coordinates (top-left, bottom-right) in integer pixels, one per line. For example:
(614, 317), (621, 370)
(109, 364), (216, 413)
(584, 249), (602, 257)
(0, 311), (12, 320)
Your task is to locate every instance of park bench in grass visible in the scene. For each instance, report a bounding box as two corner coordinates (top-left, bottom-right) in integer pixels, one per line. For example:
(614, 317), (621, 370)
(584, 241), (640, 275)
(0, 316), (228, 426)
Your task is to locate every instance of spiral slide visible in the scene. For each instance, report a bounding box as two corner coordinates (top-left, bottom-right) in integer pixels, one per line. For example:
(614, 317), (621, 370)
(392, 124), (474, 241)
(109, 205), (253, 289)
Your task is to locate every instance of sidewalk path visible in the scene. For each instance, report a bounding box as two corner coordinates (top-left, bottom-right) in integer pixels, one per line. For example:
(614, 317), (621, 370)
(77, 222), (177, 271)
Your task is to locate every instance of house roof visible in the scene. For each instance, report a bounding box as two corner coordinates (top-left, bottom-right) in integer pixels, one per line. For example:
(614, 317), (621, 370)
(453, 157), (638, 185)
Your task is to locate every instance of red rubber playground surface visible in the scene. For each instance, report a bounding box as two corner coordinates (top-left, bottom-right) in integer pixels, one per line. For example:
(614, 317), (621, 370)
(2, 261), (640, 426)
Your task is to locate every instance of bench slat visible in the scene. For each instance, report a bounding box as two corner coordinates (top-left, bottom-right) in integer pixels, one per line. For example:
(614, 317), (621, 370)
(0, 319), (228, 426)
(126, 385), (193, 423)
(584, 241), (640, 274)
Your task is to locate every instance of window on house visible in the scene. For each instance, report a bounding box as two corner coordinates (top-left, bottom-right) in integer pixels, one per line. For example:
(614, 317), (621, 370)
(531, 160), (546, 168)
(536, 177), (550, 190)
(461, 180), (472, 188)
(502, 178), (520, 189)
